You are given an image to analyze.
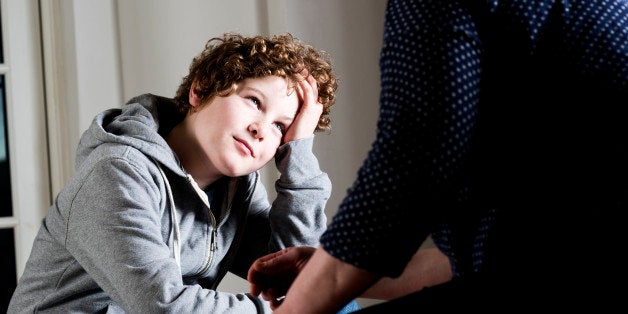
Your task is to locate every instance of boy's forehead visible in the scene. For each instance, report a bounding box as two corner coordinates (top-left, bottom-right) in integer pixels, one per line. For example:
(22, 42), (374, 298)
(238, 76), (296, 93)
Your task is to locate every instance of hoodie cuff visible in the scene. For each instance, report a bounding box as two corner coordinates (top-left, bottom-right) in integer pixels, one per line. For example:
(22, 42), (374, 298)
(274, 136), (323, 183)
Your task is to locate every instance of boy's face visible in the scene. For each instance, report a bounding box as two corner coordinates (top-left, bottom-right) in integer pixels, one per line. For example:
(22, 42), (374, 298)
(189, 75), (299, 177)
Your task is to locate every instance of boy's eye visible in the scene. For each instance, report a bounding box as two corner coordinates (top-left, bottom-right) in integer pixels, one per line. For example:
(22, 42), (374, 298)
(247, 96), (260, 107)
(274, 122), (287, 135)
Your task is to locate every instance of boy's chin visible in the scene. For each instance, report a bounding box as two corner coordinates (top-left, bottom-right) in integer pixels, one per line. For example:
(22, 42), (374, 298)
(222, 159), (271, 177)
(225, 167), (262, 178)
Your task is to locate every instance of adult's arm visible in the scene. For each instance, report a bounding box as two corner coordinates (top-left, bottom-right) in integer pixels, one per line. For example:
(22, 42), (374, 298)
(360, 247), (452, 300)
(275, 247), (380, 314)
(273, 246), (453, 312)
(248, 245), (452, 309)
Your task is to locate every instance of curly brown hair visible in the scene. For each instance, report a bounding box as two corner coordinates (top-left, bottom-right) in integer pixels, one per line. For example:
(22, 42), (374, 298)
(174, 33), (338, 131)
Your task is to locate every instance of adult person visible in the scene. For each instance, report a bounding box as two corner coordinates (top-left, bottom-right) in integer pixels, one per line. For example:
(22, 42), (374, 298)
(248, 0), (628, 312)
(8, 33), (338, 313)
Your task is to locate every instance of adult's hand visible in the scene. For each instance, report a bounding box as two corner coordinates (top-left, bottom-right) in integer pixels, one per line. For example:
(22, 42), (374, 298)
(247, 246), (316, 309)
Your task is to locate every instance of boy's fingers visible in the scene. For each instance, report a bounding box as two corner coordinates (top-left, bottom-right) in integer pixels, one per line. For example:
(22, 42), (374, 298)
(250, 248), (288, 270)
(299, 75), (322, 114)
(250, 283), (261, 296)
(247, 249), (293, 286)
(254, 249), (294, 272)
(306, 75), (318, 97)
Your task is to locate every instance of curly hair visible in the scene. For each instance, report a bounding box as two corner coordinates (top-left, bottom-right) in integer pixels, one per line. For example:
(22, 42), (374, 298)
(174, 33), (338, 131)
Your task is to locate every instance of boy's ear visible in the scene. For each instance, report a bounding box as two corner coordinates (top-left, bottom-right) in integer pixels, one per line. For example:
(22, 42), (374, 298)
(189, 82), (201, 107)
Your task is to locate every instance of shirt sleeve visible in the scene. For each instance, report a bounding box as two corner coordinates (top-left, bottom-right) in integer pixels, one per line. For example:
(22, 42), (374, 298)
(320, 0), (628, 278)
(320, 0), (483, 277)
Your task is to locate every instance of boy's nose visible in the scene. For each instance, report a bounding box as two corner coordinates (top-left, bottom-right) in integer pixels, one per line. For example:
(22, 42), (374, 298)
(248, 122), (267, 139)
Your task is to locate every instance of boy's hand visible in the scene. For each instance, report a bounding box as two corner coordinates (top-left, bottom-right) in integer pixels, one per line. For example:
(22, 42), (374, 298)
(247, 246), (316, 309)
(283, 74), (323, 143)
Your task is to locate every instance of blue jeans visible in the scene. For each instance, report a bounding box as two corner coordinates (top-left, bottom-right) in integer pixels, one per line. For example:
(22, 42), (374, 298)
(337, 300), (361, 314)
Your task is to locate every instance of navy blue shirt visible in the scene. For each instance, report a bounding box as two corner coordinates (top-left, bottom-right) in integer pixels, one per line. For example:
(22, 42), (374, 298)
(321, 0), (627, 282)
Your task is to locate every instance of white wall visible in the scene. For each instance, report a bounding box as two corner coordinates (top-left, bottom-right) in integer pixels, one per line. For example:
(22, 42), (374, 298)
(116, 0), (268, 99)
(114, 1), (386, 220)
(45, 0), (387, 306)
(284, 1), (386, 218)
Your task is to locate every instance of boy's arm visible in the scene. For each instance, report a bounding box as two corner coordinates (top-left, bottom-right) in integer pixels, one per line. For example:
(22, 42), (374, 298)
(269, 135), (330, 246)
(229, 137), (329, 278)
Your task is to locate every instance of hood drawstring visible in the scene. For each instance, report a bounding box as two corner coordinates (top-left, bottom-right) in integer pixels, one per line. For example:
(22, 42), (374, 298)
(153, 158), (182, 270)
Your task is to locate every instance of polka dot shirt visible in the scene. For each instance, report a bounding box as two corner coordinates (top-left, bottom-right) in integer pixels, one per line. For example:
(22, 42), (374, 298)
(320, 0), (627, 278)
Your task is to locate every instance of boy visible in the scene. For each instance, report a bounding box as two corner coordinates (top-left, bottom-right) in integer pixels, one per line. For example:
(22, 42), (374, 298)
(8, 33), (337, 313)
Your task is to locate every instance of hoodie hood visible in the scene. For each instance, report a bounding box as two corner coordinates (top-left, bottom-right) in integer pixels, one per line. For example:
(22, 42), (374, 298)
(75, 94), (186, 176)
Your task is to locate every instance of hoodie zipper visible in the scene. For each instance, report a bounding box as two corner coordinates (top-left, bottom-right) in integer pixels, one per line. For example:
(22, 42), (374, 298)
(186, 175), (218, 276)
(210, 173), (256, 289)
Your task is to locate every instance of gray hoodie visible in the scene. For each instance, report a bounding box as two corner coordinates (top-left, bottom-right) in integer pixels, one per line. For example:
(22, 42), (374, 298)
(8, 94), (330, 313)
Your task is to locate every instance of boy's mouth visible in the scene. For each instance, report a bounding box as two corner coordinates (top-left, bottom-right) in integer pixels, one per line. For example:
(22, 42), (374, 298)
(234, 137), (255, 157)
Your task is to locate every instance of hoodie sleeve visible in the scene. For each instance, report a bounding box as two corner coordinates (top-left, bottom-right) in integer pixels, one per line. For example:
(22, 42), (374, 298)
(230, 136), (330, 277)
(64, 151), (272, 313)
(270, 136), (330, 247)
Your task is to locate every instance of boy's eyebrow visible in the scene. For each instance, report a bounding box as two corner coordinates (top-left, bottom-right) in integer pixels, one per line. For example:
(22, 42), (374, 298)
(241, 86), (265, 98)
(241, 86), (270, 107)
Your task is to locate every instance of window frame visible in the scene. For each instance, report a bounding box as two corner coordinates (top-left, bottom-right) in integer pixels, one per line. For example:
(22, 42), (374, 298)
(0, 0), (51, 279)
